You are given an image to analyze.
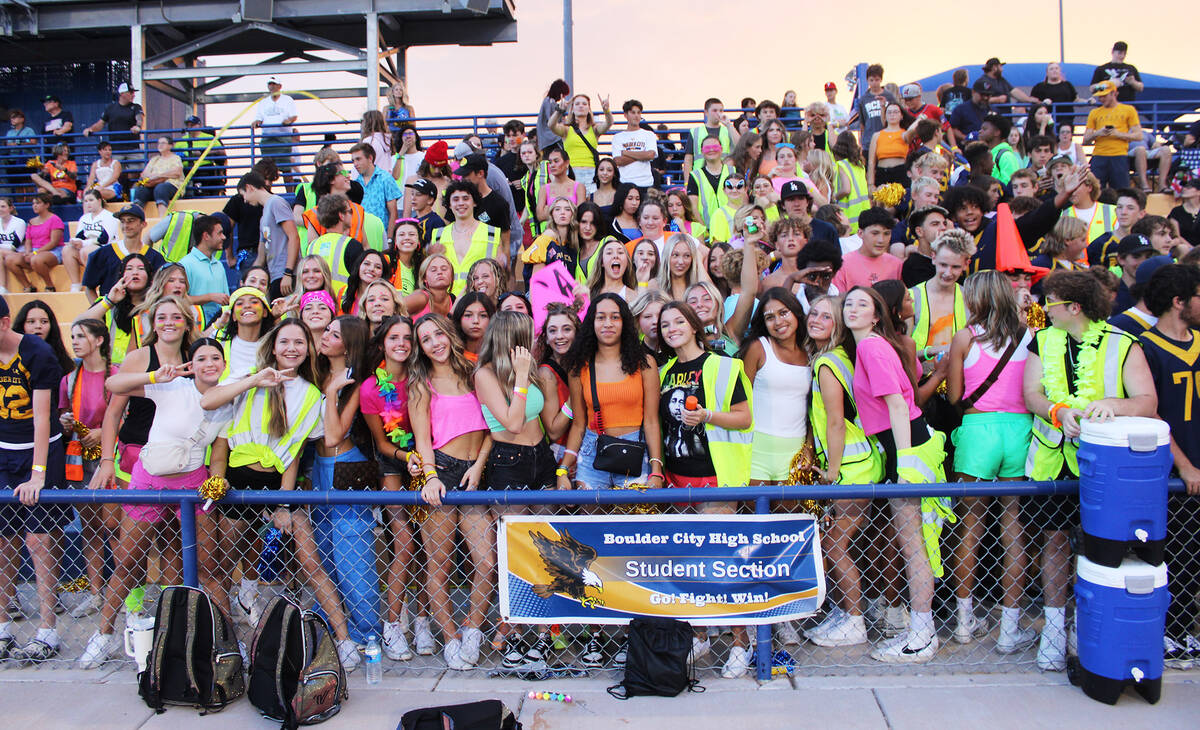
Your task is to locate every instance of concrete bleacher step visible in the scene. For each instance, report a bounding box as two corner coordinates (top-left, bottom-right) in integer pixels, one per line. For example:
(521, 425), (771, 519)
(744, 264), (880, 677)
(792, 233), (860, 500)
(102, 198), (226, 216)
(1145, 193), (1174, 217)
(3, 291), (91, 325)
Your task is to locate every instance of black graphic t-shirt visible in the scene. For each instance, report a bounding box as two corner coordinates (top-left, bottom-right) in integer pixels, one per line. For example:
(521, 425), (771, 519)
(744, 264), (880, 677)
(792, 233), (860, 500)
(659, 352), (745, 478)
(0, 334), (63, 444)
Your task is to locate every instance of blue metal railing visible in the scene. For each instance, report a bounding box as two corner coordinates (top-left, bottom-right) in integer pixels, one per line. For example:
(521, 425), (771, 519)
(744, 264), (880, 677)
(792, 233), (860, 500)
(0, 479), (1186, 681)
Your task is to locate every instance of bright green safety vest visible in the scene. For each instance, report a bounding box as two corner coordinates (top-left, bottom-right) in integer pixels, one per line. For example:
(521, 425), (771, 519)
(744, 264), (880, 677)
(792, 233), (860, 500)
(307, 233), (353, 300)
(173, 133), (221, 168)
(707, 204), (779, 244)
(1062, 203), (1117, 244)
(157, 210), (198, 263)
(658, 354), (754, 487)
(689, 165), (731, 227)
(834, 159), (870, 233)
(809, 347), (884, 486)
(1026, 325), (1134, 481)
(226, 382), (323, 473)
(432, 223), (502, 296)
(688, 124), (733, 170)
(909, 281), (967, 351)
(362, 211), (386, 253)
(898, 430), (955, 578)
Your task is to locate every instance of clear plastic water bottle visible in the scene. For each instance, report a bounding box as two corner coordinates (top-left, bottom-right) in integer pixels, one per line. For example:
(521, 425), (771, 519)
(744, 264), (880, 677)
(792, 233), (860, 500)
(364, 634), (382, 684)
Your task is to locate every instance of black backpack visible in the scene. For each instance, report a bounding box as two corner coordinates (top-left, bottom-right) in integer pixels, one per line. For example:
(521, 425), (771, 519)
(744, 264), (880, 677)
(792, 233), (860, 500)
(399, 699), (521, 730)
(138, 585), (245, 714)
(248, 595), (349, 729)
(607, 617), (704, 699)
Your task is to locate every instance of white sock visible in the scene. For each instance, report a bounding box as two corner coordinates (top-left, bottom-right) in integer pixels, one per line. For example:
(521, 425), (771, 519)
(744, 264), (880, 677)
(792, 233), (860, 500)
(911, 611), (935, 636)
(956, 596), (974, 617)
(240, 578), (259, 598)
(1000, 606), (1022, 633)
(0, 620), (11, 639)
(36, 627), (59, 647)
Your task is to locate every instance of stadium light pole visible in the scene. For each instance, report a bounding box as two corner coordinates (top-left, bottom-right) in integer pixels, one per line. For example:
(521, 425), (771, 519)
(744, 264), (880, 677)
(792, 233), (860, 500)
(563, 0), (574, 89)
(1058, 0), (1065, 63)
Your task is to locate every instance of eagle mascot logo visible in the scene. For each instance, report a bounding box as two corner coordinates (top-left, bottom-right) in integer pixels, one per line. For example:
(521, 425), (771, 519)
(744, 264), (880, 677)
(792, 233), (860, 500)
(531, 529), (603, 600)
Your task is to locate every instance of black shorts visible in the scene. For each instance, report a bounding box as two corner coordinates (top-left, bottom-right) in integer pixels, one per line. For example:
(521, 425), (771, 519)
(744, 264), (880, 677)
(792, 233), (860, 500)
(487, 440), (556, 491)
(433, 450), (474, 491)
(0, 439), (71, 537)
(1020, 466), (1078, 532)
(378, 450), (409, 479)
(219, 465), (284, 523)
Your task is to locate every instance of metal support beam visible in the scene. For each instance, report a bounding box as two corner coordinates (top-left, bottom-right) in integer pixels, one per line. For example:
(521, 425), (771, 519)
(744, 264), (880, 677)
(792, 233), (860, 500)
(145, 79), (192, 105)
(145, 59), (366, 81)
(131, 24), (145, 113)
(143, 23), (251, 67)
(197, 87), (386, 105)
(246, 20), (366, 59)
(366, 12), (379, 111)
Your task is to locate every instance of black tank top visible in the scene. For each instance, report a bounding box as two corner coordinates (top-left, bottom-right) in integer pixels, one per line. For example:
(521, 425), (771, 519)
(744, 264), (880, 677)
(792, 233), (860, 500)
(117, 346), (160, 446)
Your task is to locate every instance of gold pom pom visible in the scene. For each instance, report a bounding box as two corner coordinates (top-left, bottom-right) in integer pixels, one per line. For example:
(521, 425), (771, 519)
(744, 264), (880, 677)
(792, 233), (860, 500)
(199, 476), (229, 512)
(58, 576), (92, 594)
(872, 183), (905, 208)
(1025, 302), (1046, 330)
(786, 450), (830, 517)
(613, 483), (661, 515)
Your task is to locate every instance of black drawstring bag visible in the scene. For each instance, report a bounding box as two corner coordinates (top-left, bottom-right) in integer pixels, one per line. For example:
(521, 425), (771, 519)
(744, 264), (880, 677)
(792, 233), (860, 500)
(607, 617), (705, 699)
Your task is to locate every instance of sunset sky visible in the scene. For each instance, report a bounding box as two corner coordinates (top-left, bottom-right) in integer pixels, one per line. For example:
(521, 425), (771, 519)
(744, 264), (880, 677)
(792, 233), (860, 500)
(205, 0), (1200, 128)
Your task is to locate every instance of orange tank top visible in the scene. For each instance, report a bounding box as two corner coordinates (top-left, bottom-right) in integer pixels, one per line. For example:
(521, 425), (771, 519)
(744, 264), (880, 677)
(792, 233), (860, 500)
(875, 130), (907, 161)
(580, 364), (643, 431)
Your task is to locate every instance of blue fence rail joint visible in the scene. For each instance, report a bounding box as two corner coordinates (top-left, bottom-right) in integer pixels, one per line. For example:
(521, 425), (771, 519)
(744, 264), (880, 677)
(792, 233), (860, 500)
(0, 479), (1186, 683)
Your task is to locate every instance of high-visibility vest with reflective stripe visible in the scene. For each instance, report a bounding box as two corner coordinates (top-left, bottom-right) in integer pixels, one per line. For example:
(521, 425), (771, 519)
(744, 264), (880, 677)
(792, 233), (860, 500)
(690, 165), (731, 226)
(308, 233), (353, 300)
(1026, 325), (1134, 480)
(707, 205), (738, 243)
(304, 202), (365, 244)
(226, 382), (323, 473)
(810, 347), (884, 485)
(909, 281), (967, 351)
(689, 124), (733, 170)
(893, 430), (953, 578)
(1062, 203), (1117, 243)
(432, 222), (502, 296)
(362, 211), (385, 252)
(659, 353), (754, 487)
(105, 305), (147, 364)
(834, 159), (870, 233)
(522, 162), (551, 235)
(158, 211), (197, 263)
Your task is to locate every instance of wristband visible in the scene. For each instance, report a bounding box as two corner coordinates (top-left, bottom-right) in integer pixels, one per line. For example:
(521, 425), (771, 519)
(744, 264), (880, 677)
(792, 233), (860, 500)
(560, 403), (574, 419)
(31, 464), (46, 473)
(513, 386), (528, 397)
(101, 297), (114, 312)
(555, 467), (569, 477)
(563, 448), (578, 457)
(147, 371), (157, 384)
(638, 281), (649, 288)
(649, 457), (664, 467)
(423, 469), (438, 479)
(649, 472), (665, 480)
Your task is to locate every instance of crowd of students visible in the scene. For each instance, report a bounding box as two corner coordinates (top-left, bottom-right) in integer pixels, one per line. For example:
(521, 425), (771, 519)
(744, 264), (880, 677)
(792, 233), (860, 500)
(0, 67), (1199, 681)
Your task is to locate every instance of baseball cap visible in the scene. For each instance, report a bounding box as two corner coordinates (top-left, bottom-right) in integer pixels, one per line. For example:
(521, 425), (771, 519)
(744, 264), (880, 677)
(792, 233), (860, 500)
(824, 82), (837, 91)
(457, 154), (488, 176)
(424, 140), (449, 167)
(1091, 80), (1118, 97)
(41, 94), (60, 104)
(1047, 154), (1075, 171)
(117, 82), (136, 94)
(266, 76), (281, 87)
(116, 203), (146, 221)
(1135, 255), (1173, 286)
(184, 114), (201, 125)
(1117, 234), (1154, 258)
(452, 140), (476, 160)
(981, 57), (1004, 72)
(900, 84), (922, 100)
(405, 178), (437, 197)
(779, 180), (811, 200)
(1113, 41), (1128, 52)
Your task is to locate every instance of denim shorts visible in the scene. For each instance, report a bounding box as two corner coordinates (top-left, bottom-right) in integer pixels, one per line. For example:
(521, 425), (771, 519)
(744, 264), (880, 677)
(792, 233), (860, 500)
(433, 449), (474, 490)
(488, 440), (557, 490)
(575, 428), (650, 489)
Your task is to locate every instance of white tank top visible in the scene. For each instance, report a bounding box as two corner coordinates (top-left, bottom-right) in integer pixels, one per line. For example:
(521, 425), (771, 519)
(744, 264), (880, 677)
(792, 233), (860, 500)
(751, 337), (812, 438)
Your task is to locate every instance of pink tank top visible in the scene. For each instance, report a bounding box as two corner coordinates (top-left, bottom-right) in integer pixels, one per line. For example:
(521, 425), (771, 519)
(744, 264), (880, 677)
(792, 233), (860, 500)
(961, 325), (1031, 414)
(429, 384), (487, 449)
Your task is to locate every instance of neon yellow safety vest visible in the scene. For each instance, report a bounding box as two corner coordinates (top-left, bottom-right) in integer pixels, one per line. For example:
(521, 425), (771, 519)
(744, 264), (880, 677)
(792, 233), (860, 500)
(226, 382), (323, 473)
(522, 162), (551, 236)
(173, 133), (220, 168)
(689, 124), (733, 170)
(431, 222), (502, 296)
(158, 211), (197, 263)
(707, 205), (738, 243)
(809, 348), (884, 485)
(363, 211), (386, 252)
(1062, 203), (1117, 243)
(308, 233), (353, 300)
(895, 430), (954, 578)
(834, 159), (870, 233)
(909, 281), (967, 351)
(105, 307), (142, 365)
(690, 165), (731, 226)
(1026, 325), (1134, 480)
(294, 182), (312, 255)
(659, 354), (754, 487)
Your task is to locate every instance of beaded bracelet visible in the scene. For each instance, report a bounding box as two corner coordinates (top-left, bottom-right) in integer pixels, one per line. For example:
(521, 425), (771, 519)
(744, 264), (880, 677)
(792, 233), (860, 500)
(513, 386), (528, 397)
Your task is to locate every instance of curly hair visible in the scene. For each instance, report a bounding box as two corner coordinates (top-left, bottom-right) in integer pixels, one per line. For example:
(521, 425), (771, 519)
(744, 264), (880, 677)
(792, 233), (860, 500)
(564, 292), (645, 376)
(1042, 269), (1113, 322)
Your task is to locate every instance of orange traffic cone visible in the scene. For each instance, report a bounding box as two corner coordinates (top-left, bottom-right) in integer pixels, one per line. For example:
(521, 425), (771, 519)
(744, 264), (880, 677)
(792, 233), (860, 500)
(993, 203), (1050, 283)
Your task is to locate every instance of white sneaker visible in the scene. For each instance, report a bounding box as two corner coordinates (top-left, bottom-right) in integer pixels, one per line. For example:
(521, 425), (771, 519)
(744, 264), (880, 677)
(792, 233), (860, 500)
(804, 607), (847, 641)
(870, 630), (938, 663)
(459, 627), (484, 668)
(996, 625), (1038, 655)
(232, 586), (260, 627)
(336, 639), (361, 674)
(383, 621), (413, 661)
(70, 592), (103, 619)
(775, 621), (801, 647)
(413, 616), (436, 656)
(398, 603), (411, 636)
(721, 645), (753, 679)
(238, 640), (249, 665)
(809, 614), (868, 648)
(689, 636), (711, 664)
(1036, 628), (1066, 672)
(882, 605), (910, 637)
(953, 611), (992, 644)
(443, 638), (466, 670)
(78, 631), (118, 669)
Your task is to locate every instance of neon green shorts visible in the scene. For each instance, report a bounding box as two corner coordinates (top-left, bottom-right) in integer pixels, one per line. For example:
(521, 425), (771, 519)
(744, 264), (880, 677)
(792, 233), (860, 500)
(952, 411), (1033, 480)
(749, 432), (805, 482)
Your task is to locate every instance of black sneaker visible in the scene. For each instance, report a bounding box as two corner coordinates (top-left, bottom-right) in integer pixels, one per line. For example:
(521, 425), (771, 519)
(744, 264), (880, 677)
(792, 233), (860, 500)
(502, 639), (528, 669)
(524, 632), (552, 663)
(580, 633), (606, 668)
(0, 636), (14, 660)
(12, 638), (59, 664)
(5, 600), (23, 621)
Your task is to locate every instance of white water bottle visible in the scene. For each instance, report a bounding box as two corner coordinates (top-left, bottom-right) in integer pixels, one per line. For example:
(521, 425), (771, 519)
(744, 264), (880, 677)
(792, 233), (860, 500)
(364, 634), (382, 684)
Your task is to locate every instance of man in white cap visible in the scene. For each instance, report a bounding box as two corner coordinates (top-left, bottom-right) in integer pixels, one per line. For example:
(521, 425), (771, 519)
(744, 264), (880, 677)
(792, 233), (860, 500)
(82, 82), (144, 162)
(252, 76), (298, 182)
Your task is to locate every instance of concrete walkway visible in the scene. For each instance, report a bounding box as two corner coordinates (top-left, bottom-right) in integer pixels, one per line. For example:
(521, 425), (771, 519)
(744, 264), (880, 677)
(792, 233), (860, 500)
(1, 666), (1197, 729)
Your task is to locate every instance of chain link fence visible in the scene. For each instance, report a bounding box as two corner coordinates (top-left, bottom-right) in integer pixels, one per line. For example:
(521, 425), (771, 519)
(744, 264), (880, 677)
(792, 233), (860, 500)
(0, 483), (1191, 681)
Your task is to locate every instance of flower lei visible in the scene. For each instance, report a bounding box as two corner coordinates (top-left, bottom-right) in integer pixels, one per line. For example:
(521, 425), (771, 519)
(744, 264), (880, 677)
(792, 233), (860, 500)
(1040, 320), (1107, 411)
(375, 368), (414, 447)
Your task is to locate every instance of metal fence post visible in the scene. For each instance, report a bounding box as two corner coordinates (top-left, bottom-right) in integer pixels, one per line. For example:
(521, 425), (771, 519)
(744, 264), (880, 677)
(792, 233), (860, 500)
(754, 495), (772, 682)
(179, 496), (199, 588)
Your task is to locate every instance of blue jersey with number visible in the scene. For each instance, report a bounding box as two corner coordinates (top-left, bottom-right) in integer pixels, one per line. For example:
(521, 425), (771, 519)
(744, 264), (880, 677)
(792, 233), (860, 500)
(0, 334), (63, 445)
(1139, 327), (1200, 468)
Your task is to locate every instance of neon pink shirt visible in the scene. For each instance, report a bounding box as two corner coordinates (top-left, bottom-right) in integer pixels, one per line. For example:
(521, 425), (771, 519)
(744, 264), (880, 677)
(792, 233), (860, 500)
(59, 366), (117, 429)
(27, 214), (64, 251)
(428, 384), (486, 449)
(360, 374), (410, 433)
(831, 249), (903, 292)
(853, 335), (921, 435)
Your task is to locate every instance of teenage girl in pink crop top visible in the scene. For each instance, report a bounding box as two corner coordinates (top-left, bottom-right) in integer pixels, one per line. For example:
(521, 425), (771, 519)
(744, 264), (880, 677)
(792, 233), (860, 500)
(406, 312), (493, 669)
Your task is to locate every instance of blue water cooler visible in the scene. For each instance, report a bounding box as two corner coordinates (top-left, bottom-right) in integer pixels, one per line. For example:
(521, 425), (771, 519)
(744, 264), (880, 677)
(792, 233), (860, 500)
(1077, 417), (1172, 568)
(1074, 556), (1170, 704)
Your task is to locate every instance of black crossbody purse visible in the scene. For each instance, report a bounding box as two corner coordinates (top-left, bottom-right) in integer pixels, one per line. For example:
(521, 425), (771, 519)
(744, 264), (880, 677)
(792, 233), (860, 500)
(589, 361), (646, 476)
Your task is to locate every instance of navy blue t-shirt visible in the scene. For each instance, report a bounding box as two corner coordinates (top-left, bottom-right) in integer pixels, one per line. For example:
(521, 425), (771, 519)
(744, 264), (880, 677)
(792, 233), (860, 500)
(81, 242), (166, 296)
(1139, 327), (1200, 468)
(0, 334), (63, 444)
